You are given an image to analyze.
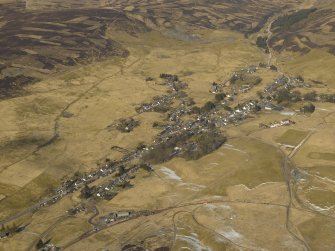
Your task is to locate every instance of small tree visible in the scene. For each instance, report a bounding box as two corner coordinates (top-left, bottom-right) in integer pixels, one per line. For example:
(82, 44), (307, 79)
(36, 239), (44, 249)
(190, 106), (201, 114)
(297, 75), (304, 82)
(256, 36), (268, 49)
(215, 93), (226, 101)
(270, 65), (278, 71)
(139, 163), (153, 173)
(303, 91), (317, 101)
(300, 103), (315, 113)
(256, 91), (264, 99)
(202, 101), (216, 112)
(276, 89), (291, 103)
(291, 90), (302, 102)
(118, 166), (126, 176)
(223, 105), (233, 112)
(81, 185), (94, 199)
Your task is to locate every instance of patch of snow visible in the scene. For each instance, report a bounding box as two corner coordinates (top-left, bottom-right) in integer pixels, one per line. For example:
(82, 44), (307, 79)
(222, 229), (243, 241)
(160, 167), (182, 182)
(221, 146), (248, 154)
(204, 203), (231, 212)
(181, 183), (206, 191)
(314, 175), (335, 184)
(190, 232), (198, 238)
(232, 184), (251, 191)
(225, 144), (234, 147)
(254, 181), (280, 189)
(316, 108), (331, 111)
(176, 234), (212, 251)
(307, 200), (335, 212)
(160, 167), (206, 190)
(280, 111), (295, 116)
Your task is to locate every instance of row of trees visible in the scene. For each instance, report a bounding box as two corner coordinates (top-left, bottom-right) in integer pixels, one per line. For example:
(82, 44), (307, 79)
(275, 89), (335, 104)
(142, 129), (226, 164)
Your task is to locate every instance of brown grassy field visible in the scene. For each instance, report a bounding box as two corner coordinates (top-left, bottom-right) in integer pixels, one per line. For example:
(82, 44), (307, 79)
(1, 0), (335, 250)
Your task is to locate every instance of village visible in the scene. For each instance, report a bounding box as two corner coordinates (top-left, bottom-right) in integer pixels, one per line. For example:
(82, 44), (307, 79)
(1, 63), (334, 250)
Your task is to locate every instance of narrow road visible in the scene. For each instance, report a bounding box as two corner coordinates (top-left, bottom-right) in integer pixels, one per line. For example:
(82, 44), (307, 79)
(87, 206), (100, 226)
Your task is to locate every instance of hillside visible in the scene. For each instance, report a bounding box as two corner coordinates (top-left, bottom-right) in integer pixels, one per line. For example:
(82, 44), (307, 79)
(0, 3), (148, 98)
(269, 3), (335, 55)
(107, 0), (304, 34)
(0, 1), (335, 251)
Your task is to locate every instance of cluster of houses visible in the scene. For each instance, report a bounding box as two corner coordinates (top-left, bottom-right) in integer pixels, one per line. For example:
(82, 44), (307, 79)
(224, 67), (263, 96)
(97, 210), (154, 227)
(115, 118), (140, 133)
(80, 163), (150, 201)
(214, 100), (261, 126)
(167, 106), (189, 122)
(262, 102), (284, 111)
(31, 144), (149, 212)
(264, 75), (310, 95)
(240, 84), (252, 93)
(136, 94), (176, 113)
(36, 239), (60, 251)
(136, 74), (188, 114)
(98, 211), (134, 225)
(210, 82), (223, 94)
(259, 119), (295, 129)
(67, 205), (86, 215)
(241, 65), (258, 74)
